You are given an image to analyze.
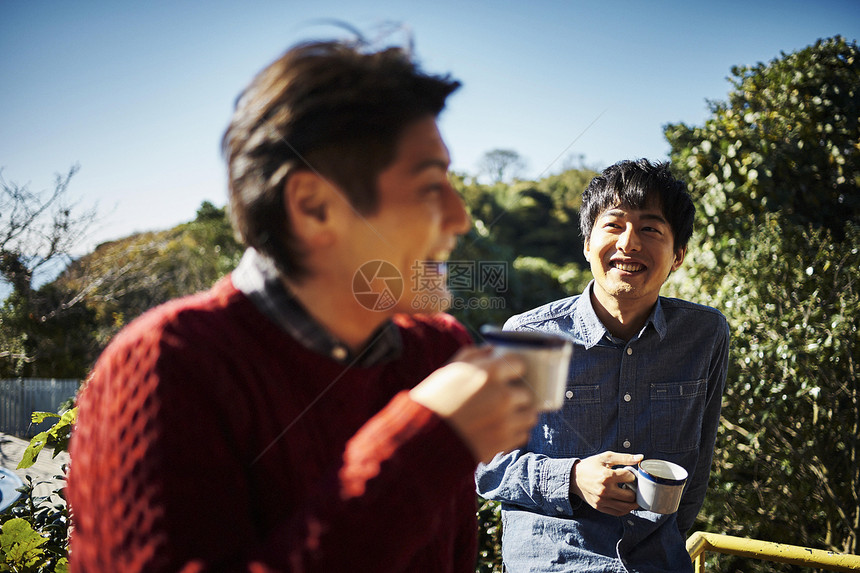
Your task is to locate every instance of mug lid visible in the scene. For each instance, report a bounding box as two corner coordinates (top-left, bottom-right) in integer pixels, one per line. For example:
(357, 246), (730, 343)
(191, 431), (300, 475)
(480, 325), (571, 349)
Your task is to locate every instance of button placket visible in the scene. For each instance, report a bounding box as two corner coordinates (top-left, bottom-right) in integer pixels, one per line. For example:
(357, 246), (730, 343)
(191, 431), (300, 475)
(619, 343), (636, 451)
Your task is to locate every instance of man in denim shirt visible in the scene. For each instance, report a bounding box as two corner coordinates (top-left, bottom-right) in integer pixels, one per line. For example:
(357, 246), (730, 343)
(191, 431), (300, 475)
(477, 159), (729, 572)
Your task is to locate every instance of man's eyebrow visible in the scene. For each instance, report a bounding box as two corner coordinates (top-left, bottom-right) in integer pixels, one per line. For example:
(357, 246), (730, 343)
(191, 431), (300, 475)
(640, 212), (669, 224)
(600, 208), (627, 218)
(599, 209), (669, 224)
(411, 158), (449, 174)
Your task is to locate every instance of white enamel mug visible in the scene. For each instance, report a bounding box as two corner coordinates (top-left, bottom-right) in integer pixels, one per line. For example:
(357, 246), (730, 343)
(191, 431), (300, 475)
(623, 459), (688, 514)
(480, 326), (572, 411)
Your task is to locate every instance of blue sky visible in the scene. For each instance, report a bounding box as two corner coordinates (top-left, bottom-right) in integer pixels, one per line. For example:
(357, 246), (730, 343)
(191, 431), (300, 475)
(2, 0), (858, 254)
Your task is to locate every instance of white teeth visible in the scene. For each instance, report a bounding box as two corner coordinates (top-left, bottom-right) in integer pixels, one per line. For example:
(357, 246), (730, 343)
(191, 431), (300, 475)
(615, 262), (644, 272)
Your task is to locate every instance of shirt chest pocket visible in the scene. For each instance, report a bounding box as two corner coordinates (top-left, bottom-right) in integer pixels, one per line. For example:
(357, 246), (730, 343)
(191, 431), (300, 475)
(650, 379), (707, 453)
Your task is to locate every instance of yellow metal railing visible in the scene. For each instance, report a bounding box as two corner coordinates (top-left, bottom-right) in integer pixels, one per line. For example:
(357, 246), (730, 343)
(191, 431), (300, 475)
(687, 532), (860, 572)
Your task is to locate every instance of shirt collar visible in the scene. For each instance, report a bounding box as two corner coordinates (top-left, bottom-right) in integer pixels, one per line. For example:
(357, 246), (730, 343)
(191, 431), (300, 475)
(231, 249), (402, 367)
(574, 280), (667, 348)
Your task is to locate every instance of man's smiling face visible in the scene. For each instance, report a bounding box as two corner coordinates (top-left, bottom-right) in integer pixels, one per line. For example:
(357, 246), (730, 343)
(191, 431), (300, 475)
(584, 200), (686, 310)
(342, 115), (470, 315)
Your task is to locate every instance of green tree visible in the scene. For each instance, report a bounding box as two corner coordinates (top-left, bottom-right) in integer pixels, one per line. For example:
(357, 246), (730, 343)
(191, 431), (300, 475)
(665, 36), (859, 244)
(454, 167), (595, 268)
(665, 35), (860, 570)
(667, 217), (859, 570)
(38, 202), (243, 377)
(448, 169), (593, 337)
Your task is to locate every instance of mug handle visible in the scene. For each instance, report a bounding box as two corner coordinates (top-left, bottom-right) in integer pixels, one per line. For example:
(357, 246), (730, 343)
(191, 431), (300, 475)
(619, 465), (638, 492)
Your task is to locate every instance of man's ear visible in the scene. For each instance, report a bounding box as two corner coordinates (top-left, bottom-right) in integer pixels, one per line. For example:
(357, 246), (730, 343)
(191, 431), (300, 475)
(672, 246), (687, 271)
(284, 171), (338, 249)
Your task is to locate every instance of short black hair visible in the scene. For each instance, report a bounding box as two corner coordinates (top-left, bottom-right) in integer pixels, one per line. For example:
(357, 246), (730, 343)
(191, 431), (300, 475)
(579, 159), (695, 250)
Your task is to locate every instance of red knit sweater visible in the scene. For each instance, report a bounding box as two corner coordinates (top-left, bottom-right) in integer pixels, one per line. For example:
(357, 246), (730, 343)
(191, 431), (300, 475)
(68, 276), (477, 572)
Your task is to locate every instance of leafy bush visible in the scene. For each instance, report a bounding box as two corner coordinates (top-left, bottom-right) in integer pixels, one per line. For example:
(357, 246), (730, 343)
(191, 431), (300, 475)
(666, 35), (860, 569)
(0, 409), (75, 573)
(476, 498), (503, 572)
(673, 218), (859, 570)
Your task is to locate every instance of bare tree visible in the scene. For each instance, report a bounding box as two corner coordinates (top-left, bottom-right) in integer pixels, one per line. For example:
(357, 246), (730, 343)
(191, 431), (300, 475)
(0, 165), (97, 299)
(1, 165), (98, 372)
(478, 149), (527, 183)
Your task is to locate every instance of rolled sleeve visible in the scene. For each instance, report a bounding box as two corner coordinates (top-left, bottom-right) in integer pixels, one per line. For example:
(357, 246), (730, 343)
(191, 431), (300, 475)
(476, 451), (578, 517)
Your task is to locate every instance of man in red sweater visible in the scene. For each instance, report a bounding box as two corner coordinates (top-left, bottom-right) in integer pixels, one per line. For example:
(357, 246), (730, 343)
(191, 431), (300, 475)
(67, 38), (538, 571)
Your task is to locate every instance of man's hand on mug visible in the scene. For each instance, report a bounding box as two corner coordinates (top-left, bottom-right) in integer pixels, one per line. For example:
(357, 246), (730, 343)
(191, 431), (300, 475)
(570, 451), (644, 516)
(409, 345), (538, 464)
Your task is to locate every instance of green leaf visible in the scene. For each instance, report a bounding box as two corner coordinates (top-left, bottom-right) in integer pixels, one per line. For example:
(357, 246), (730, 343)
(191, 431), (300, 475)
(29, 411), (59, 425)
(17, 408), (78, 468)
(0, 518), (47, 568)
(17, 431), (48, 470)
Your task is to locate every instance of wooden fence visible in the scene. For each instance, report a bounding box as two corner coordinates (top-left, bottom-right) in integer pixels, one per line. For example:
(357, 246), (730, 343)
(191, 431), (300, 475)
(0, 378), (79, 438)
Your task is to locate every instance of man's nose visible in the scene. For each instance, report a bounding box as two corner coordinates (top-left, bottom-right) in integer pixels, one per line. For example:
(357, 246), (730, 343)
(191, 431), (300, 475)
(443, 181), (471, 236)
(616, 225), (641, 252)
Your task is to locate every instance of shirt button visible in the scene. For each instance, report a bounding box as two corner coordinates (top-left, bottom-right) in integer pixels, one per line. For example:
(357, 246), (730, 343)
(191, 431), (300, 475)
(555, 506), (564, 513)
(623, 393), (632, 402)
(565, 390), (574, 399)
(623, 440), (631, 449)
(627, 519), (635, 527)
(332, 346), (348, 361)
(626, 347), (633, 355)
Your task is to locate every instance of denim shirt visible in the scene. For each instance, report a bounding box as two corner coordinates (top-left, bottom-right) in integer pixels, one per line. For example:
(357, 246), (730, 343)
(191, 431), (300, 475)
(476, 282), (729, 573)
